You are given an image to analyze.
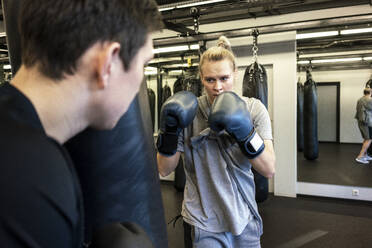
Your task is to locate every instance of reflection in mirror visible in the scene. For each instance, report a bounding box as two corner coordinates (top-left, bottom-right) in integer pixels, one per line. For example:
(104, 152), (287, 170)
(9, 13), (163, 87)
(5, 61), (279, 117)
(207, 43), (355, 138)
(296, 24), (372, 188)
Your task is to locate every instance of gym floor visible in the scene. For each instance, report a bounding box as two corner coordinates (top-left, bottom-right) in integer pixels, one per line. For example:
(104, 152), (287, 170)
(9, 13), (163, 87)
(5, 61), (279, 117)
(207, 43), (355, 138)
(160, 181), (372, 248)
(297, 142), (372, 187)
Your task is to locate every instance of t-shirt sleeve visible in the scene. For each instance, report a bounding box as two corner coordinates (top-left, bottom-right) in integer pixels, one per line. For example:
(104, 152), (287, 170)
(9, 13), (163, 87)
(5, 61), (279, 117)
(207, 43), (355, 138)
(365, 98), (372, 111)
(247, 98), (273, 140)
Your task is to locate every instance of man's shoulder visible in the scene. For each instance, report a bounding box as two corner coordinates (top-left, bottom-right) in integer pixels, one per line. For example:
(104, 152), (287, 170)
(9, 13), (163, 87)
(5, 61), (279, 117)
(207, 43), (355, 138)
(0, 115), (71, 178)
(0, 115), (78, 217)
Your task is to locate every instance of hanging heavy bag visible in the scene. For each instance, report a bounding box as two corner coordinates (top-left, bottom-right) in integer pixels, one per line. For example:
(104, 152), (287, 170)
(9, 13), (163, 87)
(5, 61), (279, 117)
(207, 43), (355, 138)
(242, 61), (268, 203)
(161, 84), (172, 107)
(147, 88), (156, 131)
(297, 82), (304, 152)
(173, 76), (185, 94)
(65, 81), (168, 248)
(365, 78), (372, 89)
(2, 0), (22, 75)
(183, 77), (203, 97)
(303, 70), (319, 160)
(242, 62), (268, 108)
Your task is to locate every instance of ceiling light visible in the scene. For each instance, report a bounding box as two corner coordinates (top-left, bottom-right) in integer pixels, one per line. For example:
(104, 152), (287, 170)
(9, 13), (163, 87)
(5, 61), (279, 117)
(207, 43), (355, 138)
(364, 57), (372, 61)
(145, 66), (157, 71)
(159, 7), (175, 12)
(311, 57), (362, 63)
(150, 55), (199, 64)
(0, 32), (6, 38)
(177, 0), (227, 8)
(296, 31), (339, 40)
(340, 27), (372, 35)
(153, 44), (199, 54)
(169, 70), (183, 74)
(164, 63), (199, 68)
(299, 50), (372, 58)
(297, 61), (310, 65)
(3, 64), (11, 70)
(144, 71), (158, 75)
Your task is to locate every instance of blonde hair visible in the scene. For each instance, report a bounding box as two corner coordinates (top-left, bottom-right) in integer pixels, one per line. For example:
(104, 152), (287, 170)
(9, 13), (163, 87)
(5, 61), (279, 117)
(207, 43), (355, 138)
(199, 36), (236, 76)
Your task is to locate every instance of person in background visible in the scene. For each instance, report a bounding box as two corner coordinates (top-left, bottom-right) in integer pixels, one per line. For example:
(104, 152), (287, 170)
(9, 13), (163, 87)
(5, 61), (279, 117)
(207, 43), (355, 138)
(355, 87), (372, 164)
(156, 36), (275, 248)
(0, 0), (162, 247)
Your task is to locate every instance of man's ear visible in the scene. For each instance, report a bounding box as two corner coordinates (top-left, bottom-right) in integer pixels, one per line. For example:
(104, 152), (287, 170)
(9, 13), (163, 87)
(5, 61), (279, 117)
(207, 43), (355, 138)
(96, 42), (121, 89)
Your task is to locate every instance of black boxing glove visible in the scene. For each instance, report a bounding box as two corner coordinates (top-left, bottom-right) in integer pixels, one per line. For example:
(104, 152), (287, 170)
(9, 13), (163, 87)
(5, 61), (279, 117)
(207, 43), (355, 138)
(208, 91), (265, 159)
(156, 91), (198, 156)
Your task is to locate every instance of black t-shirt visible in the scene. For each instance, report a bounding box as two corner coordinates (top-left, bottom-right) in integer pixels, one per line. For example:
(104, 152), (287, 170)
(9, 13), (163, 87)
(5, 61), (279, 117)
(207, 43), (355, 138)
(0, 83), (84, 247)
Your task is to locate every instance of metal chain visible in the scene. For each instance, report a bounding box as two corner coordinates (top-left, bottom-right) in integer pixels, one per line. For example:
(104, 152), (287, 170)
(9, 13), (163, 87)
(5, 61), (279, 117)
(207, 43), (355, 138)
(252, 28), (259, 63)
(252, 44), (258, 63)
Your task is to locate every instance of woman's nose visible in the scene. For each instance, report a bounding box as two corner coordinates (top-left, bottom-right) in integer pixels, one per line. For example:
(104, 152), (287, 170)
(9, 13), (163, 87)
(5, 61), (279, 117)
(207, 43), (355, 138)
(214, 80), (222, 91)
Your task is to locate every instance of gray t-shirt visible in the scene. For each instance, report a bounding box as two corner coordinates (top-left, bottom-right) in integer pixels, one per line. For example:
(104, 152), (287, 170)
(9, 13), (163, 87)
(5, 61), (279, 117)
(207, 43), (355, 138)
(355, 96), (372, 126)
(177, 94), (272, 235)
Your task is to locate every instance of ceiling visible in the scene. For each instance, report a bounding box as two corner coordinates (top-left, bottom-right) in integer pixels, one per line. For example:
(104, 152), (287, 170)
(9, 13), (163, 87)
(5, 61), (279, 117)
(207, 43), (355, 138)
(152, 0), (372, 71)
(0, 1), (371, 72)
(157, 0), (371, 27)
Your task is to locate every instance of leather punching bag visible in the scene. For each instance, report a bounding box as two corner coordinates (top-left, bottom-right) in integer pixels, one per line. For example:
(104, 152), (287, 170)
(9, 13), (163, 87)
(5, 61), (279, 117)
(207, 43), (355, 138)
(2, 0), (23, 75)
(173, 76), (185, 94)
(147, 88), (156, 132)
(297, 82), (304, 152)
(242, 62), (268, 203)
(161, 84), (172, 107)
(183, 77), (203, 97)
(365, 79), (372, 89)
(65, 81), (168, 248)
(243, 62), (268, 108)
(303, 70), (319, 160)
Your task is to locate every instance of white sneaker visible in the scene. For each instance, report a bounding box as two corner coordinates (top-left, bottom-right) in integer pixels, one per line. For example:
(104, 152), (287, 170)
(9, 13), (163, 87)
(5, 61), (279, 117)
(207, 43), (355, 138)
(363, 155), (372, 161)
(356, 157), (369, 164)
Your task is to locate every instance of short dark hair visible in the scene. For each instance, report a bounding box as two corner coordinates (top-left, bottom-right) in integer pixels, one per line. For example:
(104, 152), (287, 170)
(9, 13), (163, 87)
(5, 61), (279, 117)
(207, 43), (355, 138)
(19, 0), (163, 80)
(364, 88), (371, 95)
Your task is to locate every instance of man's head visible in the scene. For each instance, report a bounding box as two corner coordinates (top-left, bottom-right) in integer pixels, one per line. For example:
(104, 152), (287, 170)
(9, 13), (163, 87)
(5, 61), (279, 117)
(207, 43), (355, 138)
(19, 0), (163, 80)
(18, 0), (163, 130)
(364, 88), (371, 96)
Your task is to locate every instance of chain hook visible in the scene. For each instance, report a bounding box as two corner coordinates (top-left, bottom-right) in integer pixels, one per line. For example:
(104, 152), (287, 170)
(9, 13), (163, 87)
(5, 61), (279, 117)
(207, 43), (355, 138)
(251, 28), (259, 63)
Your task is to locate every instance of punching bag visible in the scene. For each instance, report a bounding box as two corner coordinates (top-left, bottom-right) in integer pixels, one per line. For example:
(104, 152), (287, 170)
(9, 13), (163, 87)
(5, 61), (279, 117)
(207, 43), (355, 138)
(242, 61), (268, 203)
(161, 84), (172, 106)
(173, 76), (185, 94)
(65, 80), (168, 248)
(147, 88), (156, 131)
(303, 70), (319, 160)
(366, 78), (372, 89)
(184, 77), (202, 97)
(297, 82), (304, 152)
(2, 0), (22, 75)
(242, 62), (268, 108)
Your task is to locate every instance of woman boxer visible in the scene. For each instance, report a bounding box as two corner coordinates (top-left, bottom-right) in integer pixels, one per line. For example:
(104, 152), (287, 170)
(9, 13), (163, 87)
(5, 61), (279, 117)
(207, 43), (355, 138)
(156, 36), (275, 248)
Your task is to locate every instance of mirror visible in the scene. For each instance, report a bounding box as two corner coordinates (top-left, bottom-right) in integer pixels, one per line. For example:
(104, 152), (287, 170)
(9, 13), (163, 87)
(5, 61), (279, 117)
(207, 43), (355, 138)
(296, 24), (372, 188)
